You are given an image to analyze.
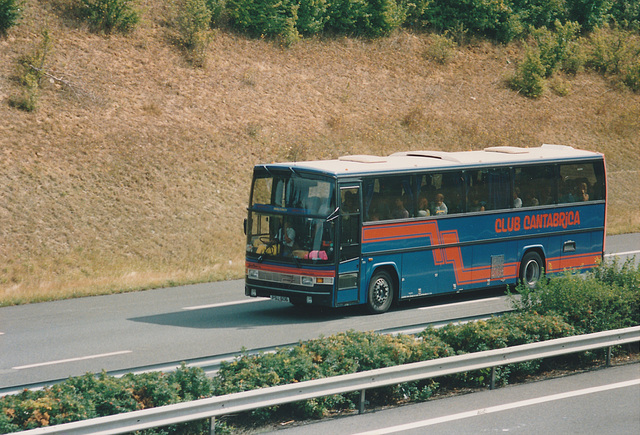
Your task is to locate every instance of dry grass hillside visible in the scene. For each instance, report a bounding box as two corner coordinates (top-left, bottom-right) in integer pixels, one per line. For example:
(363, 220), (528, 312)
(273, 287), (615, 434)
(1, 1), (639, 305)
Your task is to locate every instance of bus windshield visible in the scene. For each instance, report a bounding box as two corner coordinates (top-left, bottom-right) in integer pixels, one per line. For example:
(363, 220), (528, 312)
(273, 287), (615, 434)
(246, 170), (336, 263)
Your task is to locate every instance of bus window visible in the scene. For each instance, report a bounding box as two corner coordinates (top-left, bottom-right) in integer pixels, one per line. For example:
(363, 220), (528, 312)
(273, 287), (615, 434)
(416, 171), (464, 216)
(559, 162), (604, 203)
(363, 176), (415, 221)
(466, 170), (488, 212)
(513, 165), (556, 207)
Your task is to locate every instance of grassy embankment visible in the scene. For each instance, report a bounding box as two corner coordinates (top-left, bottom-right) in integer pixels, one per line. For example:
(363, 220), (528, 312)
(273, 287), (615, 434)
(1, 1), (639, 306)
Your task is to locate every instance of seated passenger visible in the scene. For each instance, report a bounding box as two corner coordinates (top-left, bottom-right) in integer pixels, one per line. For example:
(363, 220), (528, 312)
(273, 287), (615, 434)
(513, 187), (522, 208)
(434, 193), (448, 215)
(468, 189), (485, 212)
(577, 182), (589, 201)
(559, 180), (575, 203)
(524, 190), (539, 207)
(391, 197), (409, 219)
(417, 195), (430, 217)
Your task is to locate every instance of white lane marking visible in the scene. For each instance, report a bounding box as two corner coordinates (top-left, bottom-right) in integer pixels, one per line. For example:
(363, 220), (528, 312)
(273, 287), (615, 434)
(13, 351), (133, 370)
(353, 379), (640, 435)
(604, 249), (640, 257)
(183, 298), (270, 311)
(418, 297), (503, 311)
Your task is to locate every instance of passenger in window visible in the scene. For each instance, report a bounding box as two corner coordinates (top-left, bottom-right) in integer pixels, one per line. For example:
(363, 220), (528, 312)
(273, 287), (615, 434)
(524, 190), (539, 207)
(417, 194), (431, 217)
(540, 184), (554, 205)
(513, 187), (522, 208)
(392, 197), (409, 219)
(369, 195), (390, 221)
(468, 189), (485, 212)
(434, 193), (448, 215)
(577, 182), (589, 201)
(559, 181), (575, 203)
(281, 222), (295, 248)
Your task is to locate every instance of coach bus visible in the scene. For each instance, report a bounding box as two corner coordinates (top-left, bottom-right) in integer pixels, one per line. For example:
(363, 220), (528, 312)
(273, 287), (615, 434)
(244, 144), (606, 313)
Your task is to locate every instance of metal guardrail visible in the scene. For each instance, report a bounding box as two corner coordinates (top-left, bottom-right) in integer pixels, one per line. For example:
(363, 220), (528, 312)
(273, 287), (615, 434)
(21, 326), (640, 435)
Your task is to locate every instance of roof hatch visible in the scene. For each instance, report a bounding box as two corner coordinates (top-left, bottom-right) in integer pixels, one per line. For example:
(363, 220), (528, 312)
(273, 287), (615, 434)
(390, 151), (460, 162)
(484, 146), (530, 154)
(338, 155), (387, 163)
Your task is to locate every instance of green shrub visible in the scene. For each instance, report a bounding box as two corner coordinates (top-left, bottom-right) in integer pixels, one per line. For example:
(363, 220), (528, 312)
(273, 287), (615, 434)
(324, 0), (369, 35)
(425, 33), (457, 64)
(424, 0), (521, 43)
(510, 0), (567, 29)
(622, 59), (640, 92)
(176, 0), (212, 48)
(419, 312), (574, 388)
(566, 0), (613, 31)
(511, 260), (640, 334)
(0, 367), (212, 432)
(226, 0), (299, 43)
(549, 76), (572, 95)
(362, 0), (406, 37)
(174, 0), (213, 66)
(560, 38), (586, 75)
(296, 0), (329, 36)
(205, 0), (225, 26)
(531, 20), (581, 77)
(325, 0), (405, 37)
(508, 46), (546, 98)
(587, 26), (628, 74)
(213, 331), (449, 422)
(586, 27), (640, 91)
(0, 386), (95, 431)
(76, 0), (140, 34)
(168, 362), (213, 401)
(0, 0), (22, 36)
(610, 0), (640, 29)
(399, 0), (431, 28)
(9, 29), (53, 112)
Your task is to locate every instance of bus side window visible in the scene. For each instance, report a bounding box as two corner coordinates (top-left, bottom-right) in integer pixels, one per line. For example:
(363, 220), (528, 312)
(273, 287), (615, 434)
(559, 162), (601, 204)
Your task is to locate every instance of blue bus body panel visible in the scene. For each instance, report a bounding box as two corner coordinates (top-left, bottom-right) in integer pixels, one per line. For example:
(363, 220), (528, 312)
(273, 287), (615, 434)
(361, 202), (605, 300)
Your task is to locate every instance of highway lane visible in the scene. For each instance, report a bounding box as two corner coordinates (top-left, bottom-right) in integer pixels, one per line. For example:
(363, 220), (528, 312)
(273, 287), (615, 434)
(0, 284), (511, 388)
(265, 363), (640, 435)
(0, 233), (638, 389)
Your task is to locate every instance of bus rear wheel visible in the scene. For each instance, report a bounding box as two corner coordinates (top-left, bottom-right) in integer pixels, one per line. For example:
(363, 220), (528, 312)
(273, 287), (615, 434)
(520, 251), (543, 289)
(367, 270), (394, 314)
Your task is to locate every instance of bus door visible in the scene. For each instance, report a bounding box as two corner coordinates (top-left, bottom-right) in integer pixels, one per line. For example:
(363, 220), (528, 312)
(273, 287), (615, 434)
(336, 184), (361, 306)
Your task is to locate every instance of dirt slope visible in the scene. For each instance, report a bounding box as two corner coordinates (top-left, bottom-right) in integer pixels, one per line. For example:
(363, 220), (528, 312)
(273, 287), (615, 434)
(1, 1), (638, 304)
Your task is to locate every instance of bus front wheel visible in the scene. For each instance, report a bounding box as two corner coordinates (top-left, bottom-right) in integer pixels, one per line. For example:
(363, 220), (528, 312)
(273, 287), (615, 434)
(367, 270), (394, 314)
(520, 251), (544, 289)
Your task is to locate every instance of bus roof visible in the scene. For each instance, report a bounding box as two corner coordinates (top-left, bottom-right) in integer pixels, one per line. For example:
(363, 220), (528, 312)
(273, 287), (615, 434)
(259, 144), (602, 177)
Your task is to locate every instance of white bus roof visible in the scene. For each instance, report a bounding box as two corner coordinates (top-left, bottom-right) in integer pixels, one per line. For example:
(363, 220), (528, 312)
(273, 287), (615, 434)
(262, 144), (602, 177)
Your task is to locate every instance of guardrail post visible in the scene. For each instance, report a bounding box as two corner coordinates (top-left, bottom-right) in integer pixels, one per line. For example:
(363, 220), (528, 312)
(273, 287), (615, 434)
(359, 389), (366, 414)
(210, 416), (215, 435)
(490, 366), (496, 390)
(606, 346), (612, 367)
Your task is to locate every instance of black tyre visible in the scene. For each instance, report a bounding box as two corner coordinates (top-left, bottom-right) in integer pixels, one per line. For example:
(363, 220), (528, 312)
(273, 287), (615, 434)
(520, 251), (544, 289)
(366, 270), (394, 314)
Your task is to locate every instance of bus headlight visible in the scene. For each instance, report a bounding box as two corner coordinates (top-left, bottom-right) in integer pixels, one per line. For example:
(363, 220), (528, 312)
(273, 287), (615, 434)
(247, 269), (259, 279)
(301, 276), (315, 286)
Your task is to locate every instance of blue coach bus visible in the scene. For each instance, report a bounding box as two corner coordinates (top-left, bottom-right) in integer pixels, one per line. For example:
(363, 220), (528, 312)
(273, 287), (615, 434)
(244, 144), (606, 313)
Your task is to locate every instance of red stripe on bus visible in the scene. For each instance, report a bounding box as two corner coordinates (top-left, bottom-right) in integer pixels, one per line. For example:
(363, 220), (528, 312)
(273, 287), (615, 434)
(245, 261), (335, 277)
(546, 253), (601, 273)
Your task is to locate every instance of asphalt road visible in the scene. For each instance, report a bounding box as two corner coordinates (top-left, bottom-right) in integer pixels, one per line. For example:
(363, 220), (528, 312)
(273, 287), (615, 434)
(263, 362), (640, 435)
(0, 233), (638, 390)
